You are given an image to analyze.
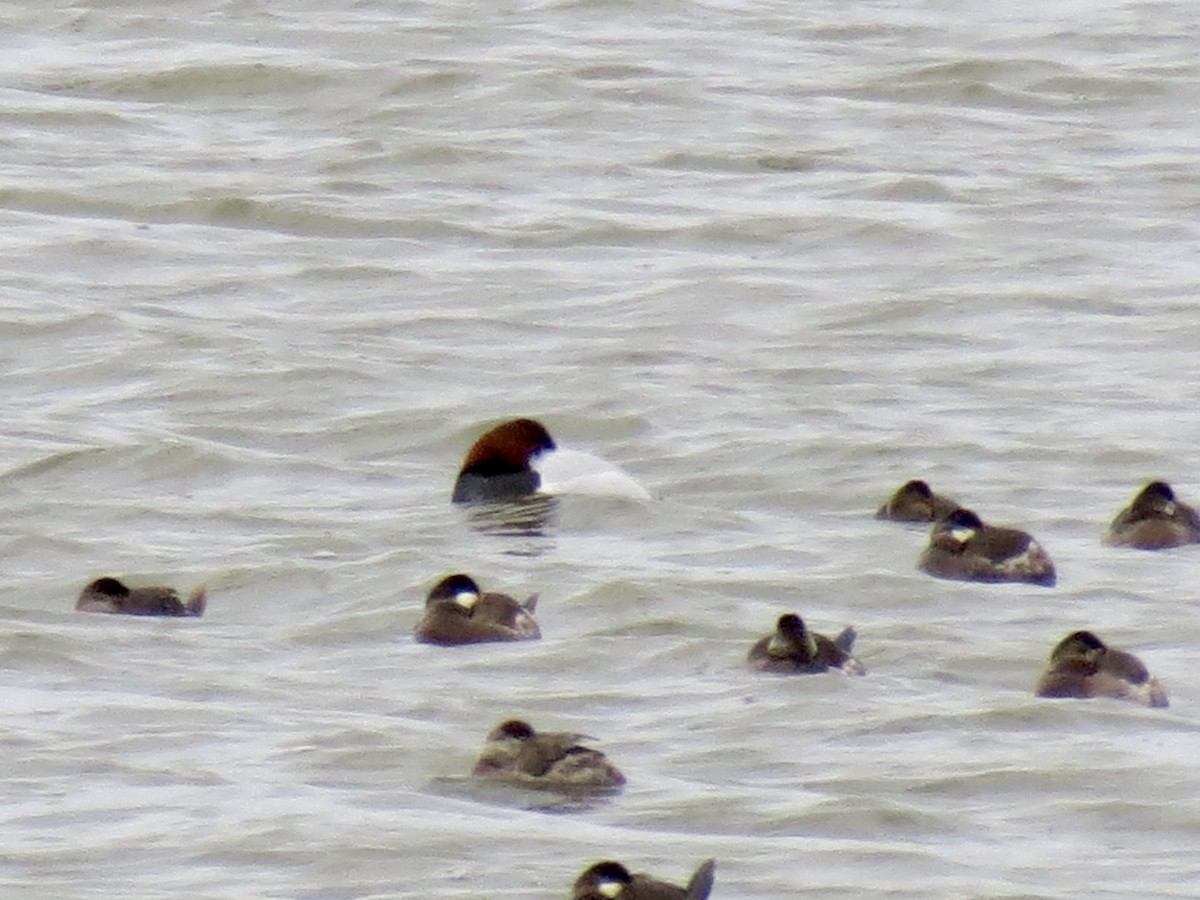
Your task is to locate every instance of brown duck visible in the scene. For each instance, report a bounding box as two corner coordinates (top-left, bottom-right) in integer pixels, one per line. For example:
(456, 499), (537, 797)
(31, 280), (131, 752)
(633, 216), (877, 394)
(747, 613), (864, 675)
(918, 507), (1056, 586)
(76, 577), (206, 617)
(875, 479), (959, 523)
(413, 574), (540, 645)
(472, 719), (625, 792)
(1104, 480), (1200, 550)
(572, 859), (716, 900)
(1036, 630), (1168, 708)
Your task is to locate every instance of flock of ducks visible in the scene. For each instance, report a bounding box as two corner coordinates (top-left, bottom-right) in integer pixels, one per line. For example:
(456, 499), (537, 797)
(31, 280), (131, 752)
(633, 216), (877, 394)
(876, 476), (1183, 707)
(71, 418), (1197, 896)
(876, 476), (1184, 708)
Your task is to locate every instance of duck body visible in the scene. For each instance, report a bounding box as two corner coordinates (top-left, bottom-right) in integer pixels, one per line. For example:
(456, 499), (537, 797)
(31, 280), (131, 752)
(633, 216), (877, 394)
(876, 479), (959, 523)
(747, 613), (865, 675)
(451, 417), (648, 504)
(76, 577), (206, 617)
(1035, 630), (1168, 708)
(473, 719), (625, 792)
(918, 507), (1056, 586)
(1104, 480), (1200, 550)
(572, 859), (716, 900)
(414, 574), (540, 645)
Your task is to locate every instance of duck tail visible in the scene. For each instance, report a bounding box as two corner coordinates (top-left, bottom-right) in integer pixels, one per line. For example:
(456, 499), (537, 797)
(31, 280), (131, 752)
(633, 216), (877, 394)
(686, 859), (716, 900)
(185, 586), (207, 617)
(833, 625), (857, 653)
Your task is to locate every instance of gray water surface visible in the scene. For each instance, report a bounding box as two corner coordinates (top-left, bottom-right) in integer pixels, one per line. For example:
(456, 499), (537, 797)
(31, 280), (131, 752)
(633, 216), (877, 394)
(2, 1), (1199, 897)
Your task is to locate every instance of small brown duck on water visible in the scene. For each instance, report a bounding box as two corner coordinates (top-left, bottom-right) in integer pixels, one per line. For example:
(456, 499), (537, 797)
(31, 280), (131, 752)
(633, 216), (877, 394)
(918, 507), (1056, 587)
(1035, 630), (1168, 708)
(572, 858), (716, 900)
(1104, 480), (1200, 550)
(76, 577), (206, 617)
(413, 573), (540, 645)
(472, 719), (625, 793)
(875, 479), (959, 523)
(747, 613), (865, 675)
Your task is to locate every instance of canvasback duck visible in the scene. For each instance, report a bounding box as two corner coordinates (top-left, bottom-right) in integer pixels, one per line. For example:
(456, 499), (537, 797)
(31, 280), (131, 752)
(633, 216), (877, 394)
(747, 613), (864, 675)
(76, 577), (206, 617)
(875, 479), (959, 523)
(918, 507), (1056, 586)
(452, 418), (556, 503)
(414, 574), (540, 645)
(451, 417), (649, 503)
(472, 719), (625, 793)
(573, 859), (716, 900)
(1104, 480), (1200, 550)
(1035, 630), (1168, 708)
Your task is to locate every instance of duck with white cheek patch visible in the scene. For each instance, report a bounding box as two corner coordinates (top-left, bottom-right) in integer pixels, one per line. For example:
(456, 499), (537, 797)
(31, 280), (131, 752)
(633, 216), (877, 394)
(413, 574), (540, 645)
(918, 507), (1056, 586)
(1104, 480), (1200, 550)
(571, 859), (716, 900)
